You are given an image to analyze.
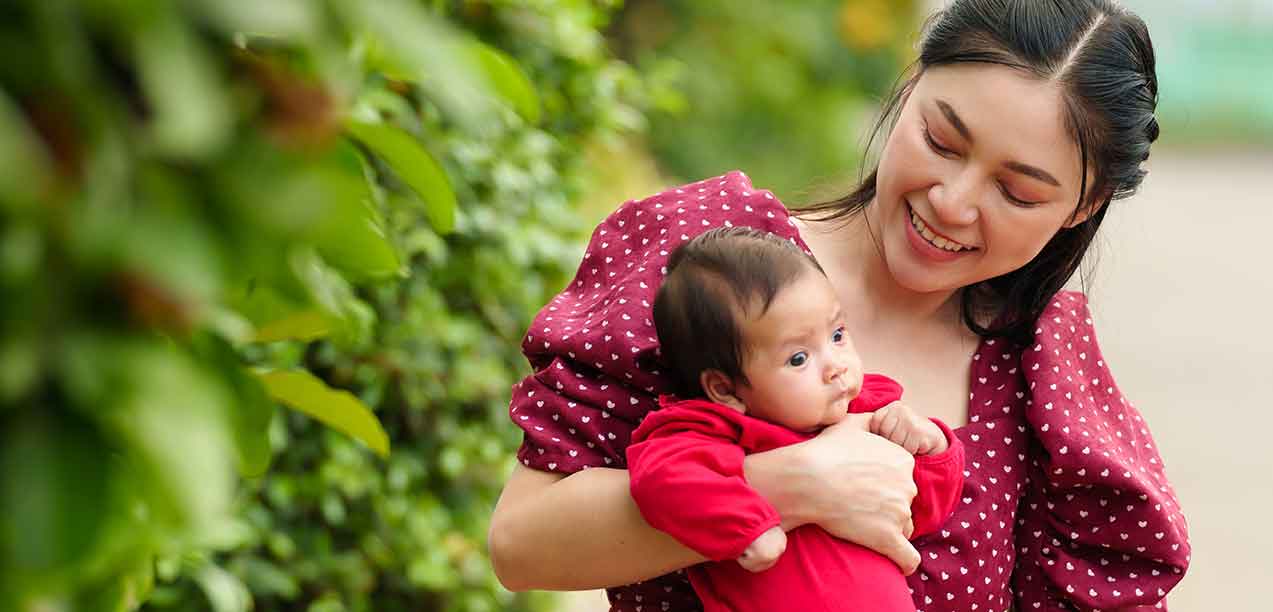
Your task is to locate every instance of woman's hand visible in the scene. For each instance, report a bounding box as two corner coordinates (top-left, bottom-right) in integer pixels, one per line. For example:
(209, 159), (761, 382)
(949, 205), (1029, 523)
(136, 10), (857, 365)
(748, 413), (921, 574)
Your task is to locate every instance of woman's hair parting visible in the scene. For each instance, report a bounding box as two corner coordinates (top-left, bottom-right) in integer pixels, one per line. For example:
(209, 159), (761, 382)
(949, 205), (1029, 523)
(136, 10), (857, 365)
(653, 227), (825, 399)
(800, 0), (1158, 344)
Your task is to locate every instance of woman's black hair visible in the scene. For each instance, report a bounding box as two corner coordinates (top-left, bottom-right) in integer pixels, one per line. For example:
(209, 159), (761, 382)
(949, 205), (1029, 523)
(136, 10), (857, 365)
(799, 0), (1158, 344)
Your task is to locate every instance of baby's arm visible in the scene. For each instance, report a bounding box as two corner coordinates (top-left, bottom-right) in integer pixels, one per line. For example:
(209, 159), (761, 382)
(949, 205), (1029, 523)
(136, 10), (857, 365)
(627, 407), (784, 565)
(869, 401), (948, 455)
(868, 402), (966, 537)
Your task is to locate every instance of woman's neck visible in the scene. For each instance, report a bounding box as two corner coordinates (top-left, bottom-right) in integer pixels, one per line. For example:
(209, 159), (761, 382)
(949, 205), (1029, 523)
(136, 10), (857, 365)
(798, 212), (962, 332)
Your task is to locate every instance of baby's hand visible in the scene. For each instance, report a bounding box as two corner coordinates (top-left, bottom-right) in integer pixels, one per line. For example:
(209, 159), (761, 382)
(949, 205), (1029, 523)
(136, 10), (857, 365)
(737, 526), (786, 572)
(870, 402), (948, 455)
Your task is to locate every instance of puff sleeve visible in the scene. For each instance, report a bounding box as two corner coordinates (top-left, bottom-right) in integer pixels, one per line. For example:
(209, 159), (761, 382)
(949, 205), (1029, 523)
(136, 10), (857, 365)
(1012, 291), (1191, 610)
(509, 171), (803, 474)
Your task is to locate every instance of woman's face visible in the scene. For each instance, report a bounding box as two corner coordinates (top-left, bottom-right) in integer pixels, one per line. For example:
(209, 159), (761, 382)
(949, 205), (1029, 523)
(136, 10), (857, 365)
(869, 63), (1094, 295)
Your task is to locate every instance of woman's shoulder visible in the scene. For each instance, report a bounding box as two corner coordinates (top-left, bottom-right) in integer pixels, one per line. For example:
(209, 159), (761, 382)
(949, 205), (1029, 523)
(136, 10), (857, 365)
(1030, 290), (1098, 351)
(520, 171), (799, 399)
(597, 170), (801, 248)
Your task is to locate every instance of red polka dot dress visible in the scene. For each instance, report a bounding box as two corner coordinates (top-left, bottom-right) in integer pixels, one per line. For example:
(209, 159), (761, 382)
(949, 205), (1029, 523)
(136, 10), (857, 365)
(509, 172), (1191, 611)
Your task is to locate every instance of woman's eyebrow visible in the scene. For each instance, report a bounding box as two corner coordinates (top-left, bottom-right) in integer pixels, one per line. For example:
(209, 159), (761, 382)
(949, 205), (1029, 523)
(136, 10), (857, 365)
(935, 99), (973, 143)
(935, 98), (1061, 187)
(1005, 161), (1060, 187)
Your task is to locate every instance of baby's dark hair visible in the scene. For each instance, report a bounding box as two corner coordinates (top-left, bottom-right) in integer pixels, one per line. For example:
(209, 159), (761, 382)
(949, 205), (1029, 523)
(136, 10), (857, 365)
(653, 227), (825, 399)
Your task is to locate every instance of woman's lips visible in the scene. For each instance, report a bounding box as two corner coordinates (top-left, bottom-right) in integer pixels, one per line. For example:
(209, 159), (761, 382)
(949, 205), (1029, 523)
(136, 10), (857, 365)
(904, 203), (976, 262)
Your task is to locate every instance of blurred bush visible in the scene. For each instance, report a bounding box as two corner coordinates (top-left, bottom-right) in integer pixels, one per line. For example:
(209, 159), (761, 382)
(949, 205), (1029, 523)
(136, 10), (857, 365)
(609, 0), (918, 201)
(0, 0), (653, 610)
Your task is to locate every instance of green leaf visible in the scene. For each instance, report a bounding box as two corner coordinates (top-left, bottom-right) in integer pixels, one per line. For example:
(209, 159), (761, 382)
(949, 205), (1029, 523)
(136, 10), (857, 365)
(0, 412), (114, 579)
(0, 91), (52, 209)
(194, 562), (251, 612)
(189, 333), (276, 478)
(346, 119), (457, 234)
(310, 142), (403, 280)
(252, 309), (331, 343)
(189, 0), (321, 39)
(133, 10), (232, 158)
(252, 369), (389, 457)
(289, 248), (375, 346)
(470, 41), (541, 125)
(338, 0), (498, 130)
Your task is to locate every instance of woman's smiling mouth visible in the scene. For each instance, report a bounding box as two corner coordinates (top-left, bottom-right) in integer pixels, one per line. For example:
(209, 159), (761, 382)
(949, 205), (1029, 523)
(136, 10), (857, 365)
(907, 204), (977, 252)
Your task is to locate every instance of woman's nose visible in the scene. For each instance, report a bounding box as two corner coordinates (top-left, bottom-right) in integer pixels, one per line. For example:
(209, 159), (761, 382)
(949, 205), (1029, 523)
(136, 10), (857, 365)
(929, 169), (981, 226)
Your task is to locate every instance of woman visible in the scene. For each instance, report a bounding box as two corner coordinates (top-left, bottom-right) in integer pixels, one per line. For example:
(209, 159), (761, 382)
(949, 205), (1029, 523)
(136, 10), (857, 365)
(489, 1), (1191, 610)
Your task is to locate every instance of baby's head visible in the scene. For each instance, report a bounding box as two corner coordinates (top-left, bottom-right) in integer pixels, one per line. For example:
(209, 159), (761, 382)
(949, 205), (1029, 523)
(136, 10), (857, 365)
(654, 227), (863, 432)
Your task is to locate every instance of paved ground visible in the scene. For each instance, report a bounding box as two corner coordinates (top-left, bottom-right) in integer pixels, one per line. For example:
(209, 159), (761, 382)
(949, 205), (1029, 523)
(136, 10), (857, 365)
(557, 150), (1272, 611)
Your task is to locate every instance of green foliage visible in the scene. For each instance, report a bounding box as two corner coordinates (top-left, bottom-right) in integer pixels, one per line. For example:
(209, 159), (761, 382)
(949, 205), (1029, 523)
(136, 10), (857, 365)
(1, 0), (651, 611)
(611, 0), (917, 200)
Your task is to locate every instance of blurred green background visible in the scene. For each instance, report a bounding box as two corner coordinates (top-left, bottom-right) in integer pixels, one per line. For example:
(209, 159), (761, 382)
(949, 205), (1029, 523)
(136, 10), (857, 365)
(0, 1), (1267, 611)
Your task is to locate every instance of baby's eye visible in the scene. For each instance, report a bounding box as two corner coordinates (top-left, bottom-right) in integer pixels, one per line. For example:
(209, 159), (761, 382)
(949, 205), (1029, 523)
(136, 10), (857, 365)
(787, 352), (808, 367)
(832, 326), (845, 343)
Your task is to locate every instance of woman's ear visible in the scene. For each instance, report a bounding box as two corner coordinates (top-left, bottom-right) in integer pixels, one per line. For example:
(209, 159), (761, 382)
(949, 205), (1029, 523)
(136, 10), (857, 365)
(700, 369), (746, 413)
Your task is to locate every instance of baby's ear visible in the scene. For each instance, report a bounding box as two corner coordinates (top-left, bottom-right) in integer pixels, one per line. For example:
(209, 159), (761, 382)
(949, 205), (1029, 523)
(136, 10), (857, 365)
(701, 369), (746, 413)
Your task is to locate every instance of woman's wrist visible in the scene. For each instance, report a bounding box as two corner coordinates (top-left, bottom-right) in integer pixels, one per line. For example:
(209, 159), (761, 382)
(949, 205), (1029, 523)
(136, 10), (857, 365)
(743, 442), (816, 530)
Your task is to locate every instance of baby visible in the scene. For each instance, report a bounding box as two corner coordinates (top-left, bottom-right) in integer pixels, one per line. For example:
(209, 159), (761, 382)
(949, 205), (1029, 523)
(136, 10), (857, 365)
(627, 226), (965, 612)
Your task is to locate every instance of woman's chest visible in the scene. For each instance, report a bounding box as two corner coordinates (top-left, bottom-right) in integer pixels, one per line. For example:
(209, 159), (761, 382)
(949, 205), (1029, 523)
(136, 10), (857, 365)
(856, 335), (978, 428)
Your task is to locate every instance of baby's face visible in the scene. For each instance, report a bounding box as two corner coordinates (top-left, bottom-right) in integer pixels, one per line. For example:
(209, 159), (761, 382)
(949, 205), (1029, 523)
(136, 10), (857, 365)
(735, 269), (864, 432)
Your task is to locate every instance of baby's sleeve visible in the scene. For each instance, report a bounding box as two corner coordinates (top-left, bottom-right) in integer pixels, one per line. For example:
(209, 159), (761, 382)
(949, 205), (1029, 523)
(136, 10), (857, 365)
(910, 418), (966, 538)
(627, 405), (782, 561)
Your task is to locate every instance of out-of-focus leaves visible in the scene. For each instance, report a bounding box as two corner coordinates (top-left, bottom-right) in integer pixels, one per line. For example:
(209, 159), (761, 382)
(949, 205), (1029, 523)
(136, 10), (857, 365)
(309, 142), (403, 280)
(0, 91), (52, 209)
(252, 309), (331, 343)
(346, 118), (457, 234)
(339, 0), (497, 130)
(190, 0), (320, 39)
(60, 335), (238, 541)
(252, 369), (389, 458)
(133, 9), (233, 158)
(2, 0), (658, 610)
(192, 333), (277, 477)
(194, 562), (251, 612)
(470, 41), (542, 125)
(290, 248), (376, 346)
(0, 412), (114, 582)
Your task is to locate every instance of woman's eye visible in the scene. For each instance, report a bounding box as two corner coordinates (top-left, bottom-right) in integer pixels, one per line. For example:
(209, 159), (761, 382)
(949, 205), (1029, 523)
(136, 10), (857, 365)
(787, 352), (808, 367)
(999, 183), (1043, 208)
(832, 327), (845, 343)
(923, 123), (956, 157)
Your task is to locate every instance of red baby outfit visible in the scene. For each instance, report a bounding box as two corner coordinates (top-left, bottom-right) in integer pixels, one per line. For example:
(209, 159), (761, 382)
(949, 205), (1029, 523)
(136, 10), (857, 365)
(508, 171), (1190, 611)
(627, 374), (965, 612)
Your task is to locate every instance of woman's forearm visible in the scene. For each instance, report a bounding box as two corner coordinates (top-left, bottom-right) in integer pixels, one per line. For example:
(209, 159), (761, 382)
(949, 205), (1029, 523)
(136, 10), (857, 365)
(743, 442), (816, 531)
(488, 447), (809, 592)
(488, 464), (705, 591)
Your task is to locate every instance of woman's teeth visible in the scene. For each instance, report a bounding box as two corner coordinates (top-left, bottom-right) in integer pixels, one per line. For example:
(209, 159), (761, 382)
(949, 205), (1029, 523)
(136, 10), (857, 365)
(910, 210), (972, 252)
